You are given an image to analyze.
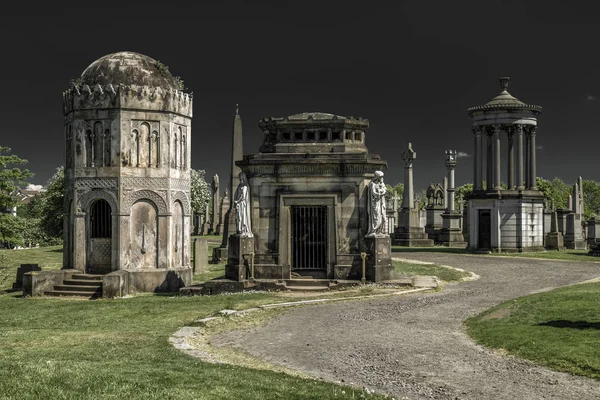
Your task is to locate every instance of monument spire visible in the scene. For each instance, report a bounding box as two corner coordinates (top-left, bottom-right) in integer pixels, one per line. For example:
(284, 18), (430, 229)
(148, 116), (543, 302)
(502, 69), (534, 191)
(215, 104), (245, 260)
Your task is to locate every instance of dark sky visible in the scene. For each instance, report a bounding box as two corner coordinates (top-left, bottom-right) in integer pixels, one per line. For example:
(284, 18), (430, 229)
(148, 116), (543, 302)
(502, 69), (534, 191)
(1, 0), (598, 191)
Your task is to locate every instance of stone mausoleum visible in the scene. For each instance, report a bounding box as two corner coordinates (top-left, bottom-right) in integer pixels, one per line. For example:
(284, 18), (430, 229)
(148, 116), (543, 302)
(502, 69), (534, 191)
(27, 51), (193, 297)
(466, 77), (545, 252)
(227, 112), (392, 282)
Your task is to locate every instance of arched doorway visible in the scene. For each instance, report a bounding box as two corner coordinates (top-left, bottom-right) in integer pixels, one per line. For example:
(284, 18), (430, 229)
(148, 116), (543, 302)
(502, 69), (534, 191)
(87, 199), (112, 274)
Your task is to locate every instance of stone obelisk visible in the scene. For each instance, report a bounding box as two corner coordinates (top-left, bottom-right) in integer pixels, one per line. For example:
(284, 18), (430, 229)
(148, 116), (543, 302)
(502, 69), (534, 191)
(214, 104), (244, 263)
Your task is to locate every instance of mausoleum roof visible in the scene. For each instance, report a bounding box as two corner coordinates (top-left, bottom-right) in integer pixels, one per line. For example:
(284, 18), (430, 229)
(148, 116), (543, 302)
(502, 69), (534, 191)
(467, 77), (542, 115)
(80, 51), (181, 90)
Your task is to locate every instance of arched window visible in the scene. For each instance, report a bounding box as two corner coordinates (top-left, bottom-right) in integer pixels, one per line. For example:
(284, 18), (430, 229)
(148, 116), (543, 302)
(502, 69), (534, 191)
(90, 199), (112, 238)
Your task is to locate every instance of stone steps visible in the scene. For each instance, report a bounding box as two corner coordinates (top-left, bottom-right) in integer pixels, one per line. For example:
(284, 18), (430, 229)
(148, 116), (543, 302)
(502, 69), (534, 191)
(284, 285), (331, 292)
(44, 289), (102, 298)
(44, 273), (103, 299)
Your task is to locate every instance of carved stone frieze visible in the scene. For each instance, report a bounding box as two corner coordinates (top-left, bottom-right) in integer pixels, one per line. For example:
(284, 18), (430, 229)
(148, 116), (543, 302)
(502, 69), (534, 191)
(75, 177), (118, 189)
(171, 190), (191, 215)
(123, 189), (168, 214)
(76, 188), (119, 213)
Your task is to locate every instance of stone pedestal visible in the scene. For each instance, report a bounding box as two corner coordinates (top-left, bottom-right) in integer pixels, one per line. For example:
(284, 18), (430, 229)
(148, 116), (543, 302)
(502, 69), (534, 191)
(425, 205), (445, 241)
(364, 235), (393, 282)
(225, 234), (254, 281)
(212, 246), (228, 263)
(438, 212), (467, 248)
(565, 213), (587, 250)
(392, 209), (434, 246)
(587, 217), (600, 245)
(545, 232), (564, 250)
(193, 238), (208, 274)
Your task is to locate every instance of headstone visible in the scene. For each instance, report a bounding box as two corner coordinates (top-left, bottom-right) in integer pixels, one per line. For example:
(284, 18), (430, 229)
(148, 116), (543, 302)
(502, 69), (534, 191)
(193, 238), (208, 274)
(565, 181), (586, 249)
(545, 211), (564, 250)
(215, 189), (229, 235)
(201, 202), (211, 235)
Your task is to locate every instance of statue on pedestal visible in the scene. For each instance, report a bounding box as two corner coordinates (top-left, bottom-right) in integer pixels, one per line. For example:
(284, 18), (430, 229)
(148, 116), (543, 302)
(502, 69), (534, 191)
(234, 172), (252, 237)
(366, 170), (387, 237)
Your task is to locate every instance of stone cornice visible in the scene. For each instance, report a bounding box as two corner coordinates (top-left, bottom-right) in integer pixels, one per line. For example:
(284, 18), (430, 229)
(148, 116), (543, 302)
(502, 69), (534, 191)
(63, 84), (193, 118)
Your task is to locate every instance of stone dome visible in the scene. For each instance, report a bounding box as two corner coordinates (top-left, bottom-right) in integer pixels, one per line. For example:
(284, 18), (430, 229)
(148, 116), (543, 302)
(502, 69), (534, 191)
(80, 51), (182, 90)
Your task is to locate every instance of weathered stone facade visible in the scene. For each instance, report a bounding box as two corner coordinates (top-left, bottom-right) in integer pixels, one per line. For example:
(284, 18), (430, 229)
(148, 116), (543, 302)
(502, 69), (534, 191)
(62, 52), (192, 294)
(231, 112), (389, 281)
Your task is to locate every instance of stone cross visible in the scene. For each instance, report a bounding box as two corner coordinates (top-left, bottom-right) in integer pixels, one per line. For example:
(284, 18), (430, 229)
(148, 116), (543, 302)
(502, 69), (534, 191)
(401, 143), (416, 209)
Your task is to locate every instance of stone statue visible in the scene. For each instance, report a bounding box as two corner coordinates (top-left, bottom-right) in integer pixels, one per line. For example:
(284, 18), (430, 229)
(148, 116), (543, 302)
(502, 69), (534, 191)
(234, 172), (252, 237)
(366, 170), (387, 237)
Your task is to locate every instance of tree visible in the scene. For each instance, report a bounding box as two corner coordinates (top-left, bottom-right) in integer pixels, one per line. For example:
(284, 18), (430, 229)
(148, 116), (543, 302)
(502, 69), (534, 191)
(0, 146), (34, 248)
(582, 179), (600, 219)
(190, 169), (211, 233)
(38, 167), (65, 241)
(536, 177), (570, 209)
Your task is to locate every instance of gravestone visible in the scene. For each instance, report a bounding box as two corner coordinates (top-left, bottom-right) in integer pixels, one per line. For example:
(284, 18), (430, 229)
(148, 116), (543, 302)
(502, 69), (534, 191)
(425, 182), (445, 241)
(193, 238), (208, 274)
(211, 175), (220, 233)
(545, 211), (564, 250)
(13, 264), (42, 291)
(565, 179), (586, 249)
(438, 150), (467, 247)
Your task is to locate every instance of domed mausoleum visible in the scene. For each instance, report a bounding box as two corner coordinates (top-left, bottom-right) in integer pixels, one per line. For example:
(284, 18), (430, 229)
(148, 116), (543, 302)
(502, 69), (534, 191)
(57, 51), (193, 296)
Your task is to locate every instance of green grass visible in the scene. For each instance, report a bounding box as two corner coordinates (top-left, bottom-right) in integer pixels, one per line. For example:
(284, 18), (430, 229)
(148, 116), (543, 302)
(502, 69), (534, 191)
(0, 246), (63, 290)
(0, 291), (390, 399)
(466, 282), (600, 379)
(393, 260), (470, 282)
(0, 245), (467, 399)
(392, 246), (468, 254)
(486, 249), (595, 262)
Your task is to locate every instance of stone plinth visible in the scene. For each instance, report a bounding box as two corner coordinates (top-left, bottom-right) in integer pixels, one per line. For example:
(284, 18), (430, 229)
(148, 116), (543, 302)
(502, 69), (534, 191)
(225, 234), (254, 281)
(392, 209), (434, 246)
(364, 236), (393, 282)
(212, 246), (228, 263)
(587, 217), (600, 245)
(438, 212), (467, 248)
(565, 213), (586, 250)
(545, 232), (564, 250)
(425, 205), (445, 241)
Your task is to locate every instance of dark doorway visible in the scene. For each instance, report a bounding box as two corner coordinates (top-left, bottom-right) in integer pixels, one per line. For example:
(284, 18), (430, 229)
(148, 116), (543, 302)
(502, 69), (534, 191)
(88, 199), (112, 274)
(291, 206), (328, 275)
(478, 209), (491, 250)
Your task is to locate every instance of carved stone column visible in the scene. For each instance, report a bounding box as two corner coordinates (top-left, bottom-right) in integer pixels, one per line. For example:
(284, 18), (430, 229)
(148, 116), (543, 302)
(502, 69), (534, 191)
(486, 129), (493, 191)
(473, 126), (483, 190)
(529, 126), (537, 189)
(493, 125), (501, 190)
(516, 125), (524, 190)
(525, 130), (531, 189)
(507, 127), (514, 189)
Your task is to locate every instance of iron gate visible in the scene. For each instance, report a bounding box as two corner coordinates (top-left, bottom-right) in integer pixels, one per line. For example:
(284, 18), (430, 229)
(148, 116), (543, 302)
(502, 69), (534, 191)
(291, 206), (328, 270)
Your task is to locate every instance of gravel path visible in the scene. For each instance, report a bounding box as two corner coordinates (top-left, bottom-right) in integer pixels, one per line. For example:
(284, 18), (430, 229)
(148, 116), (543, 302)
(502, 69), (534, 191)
(212, 254), (600, 399)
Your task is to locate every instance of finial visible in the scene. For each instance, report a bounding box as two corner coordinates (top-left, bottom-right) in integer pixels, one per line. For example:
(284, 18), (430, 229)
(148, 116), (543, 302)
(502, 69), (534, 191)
(235, 104), (239, 116)
(499, 77), (510, 91)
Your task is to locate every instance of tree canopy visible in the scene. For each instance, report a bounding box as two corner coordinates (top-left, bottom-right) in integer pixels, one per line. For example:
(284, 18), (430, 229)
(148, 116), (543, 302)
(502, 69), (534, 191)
(0, 147), (33, 247)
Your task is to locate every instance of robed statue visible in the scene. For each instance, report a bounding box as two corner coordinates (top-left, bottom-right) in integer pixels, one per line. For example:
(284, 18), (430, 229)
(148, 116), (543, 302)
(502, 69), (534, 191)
(234, 172), (252, 237)
(366, 170), (387, 237)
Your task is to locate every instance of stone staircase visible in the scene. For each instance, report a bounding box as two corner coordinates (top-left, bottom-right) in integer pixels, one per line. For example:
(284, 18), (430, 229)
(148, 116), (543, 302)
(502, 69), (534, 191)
(45, 274), (103, 299)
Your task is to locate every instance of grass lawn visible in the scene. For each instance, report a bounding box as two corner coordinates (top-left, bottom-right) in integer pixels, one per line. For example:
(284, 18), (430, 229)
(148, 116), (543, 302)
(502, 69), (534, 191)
(486, 249), (595, 262)
(393, 259), (471, 282)
(0, 245), (466, 399)
(466, 282), (600, 380)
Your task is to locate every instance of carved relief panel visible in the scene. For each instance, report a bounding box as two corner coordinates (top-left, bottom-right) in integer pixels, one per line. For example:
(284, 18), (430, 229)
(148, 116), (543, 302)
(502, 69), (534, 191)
(129, 200), (158, 268)
(130, 120), (161, 168)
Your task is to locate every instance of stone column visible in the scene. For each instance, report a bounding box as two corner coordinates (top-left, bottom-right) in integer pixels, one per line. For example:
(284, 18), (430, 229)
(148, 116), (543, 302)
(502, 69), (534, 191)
(211, 175), (220, 232)
(474, 127), (483, 190)
(446, 151), (456, 212)
(516, 125), (524, 190)
(486, 129), (493, 191)
(401, 143), (415, 209)
(493, 125), (501, 190)
(443, 176), (448, 209)
(525, 131), (531, 189)
(507, 128), (514, 189)
(529, 126), (537, 189)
